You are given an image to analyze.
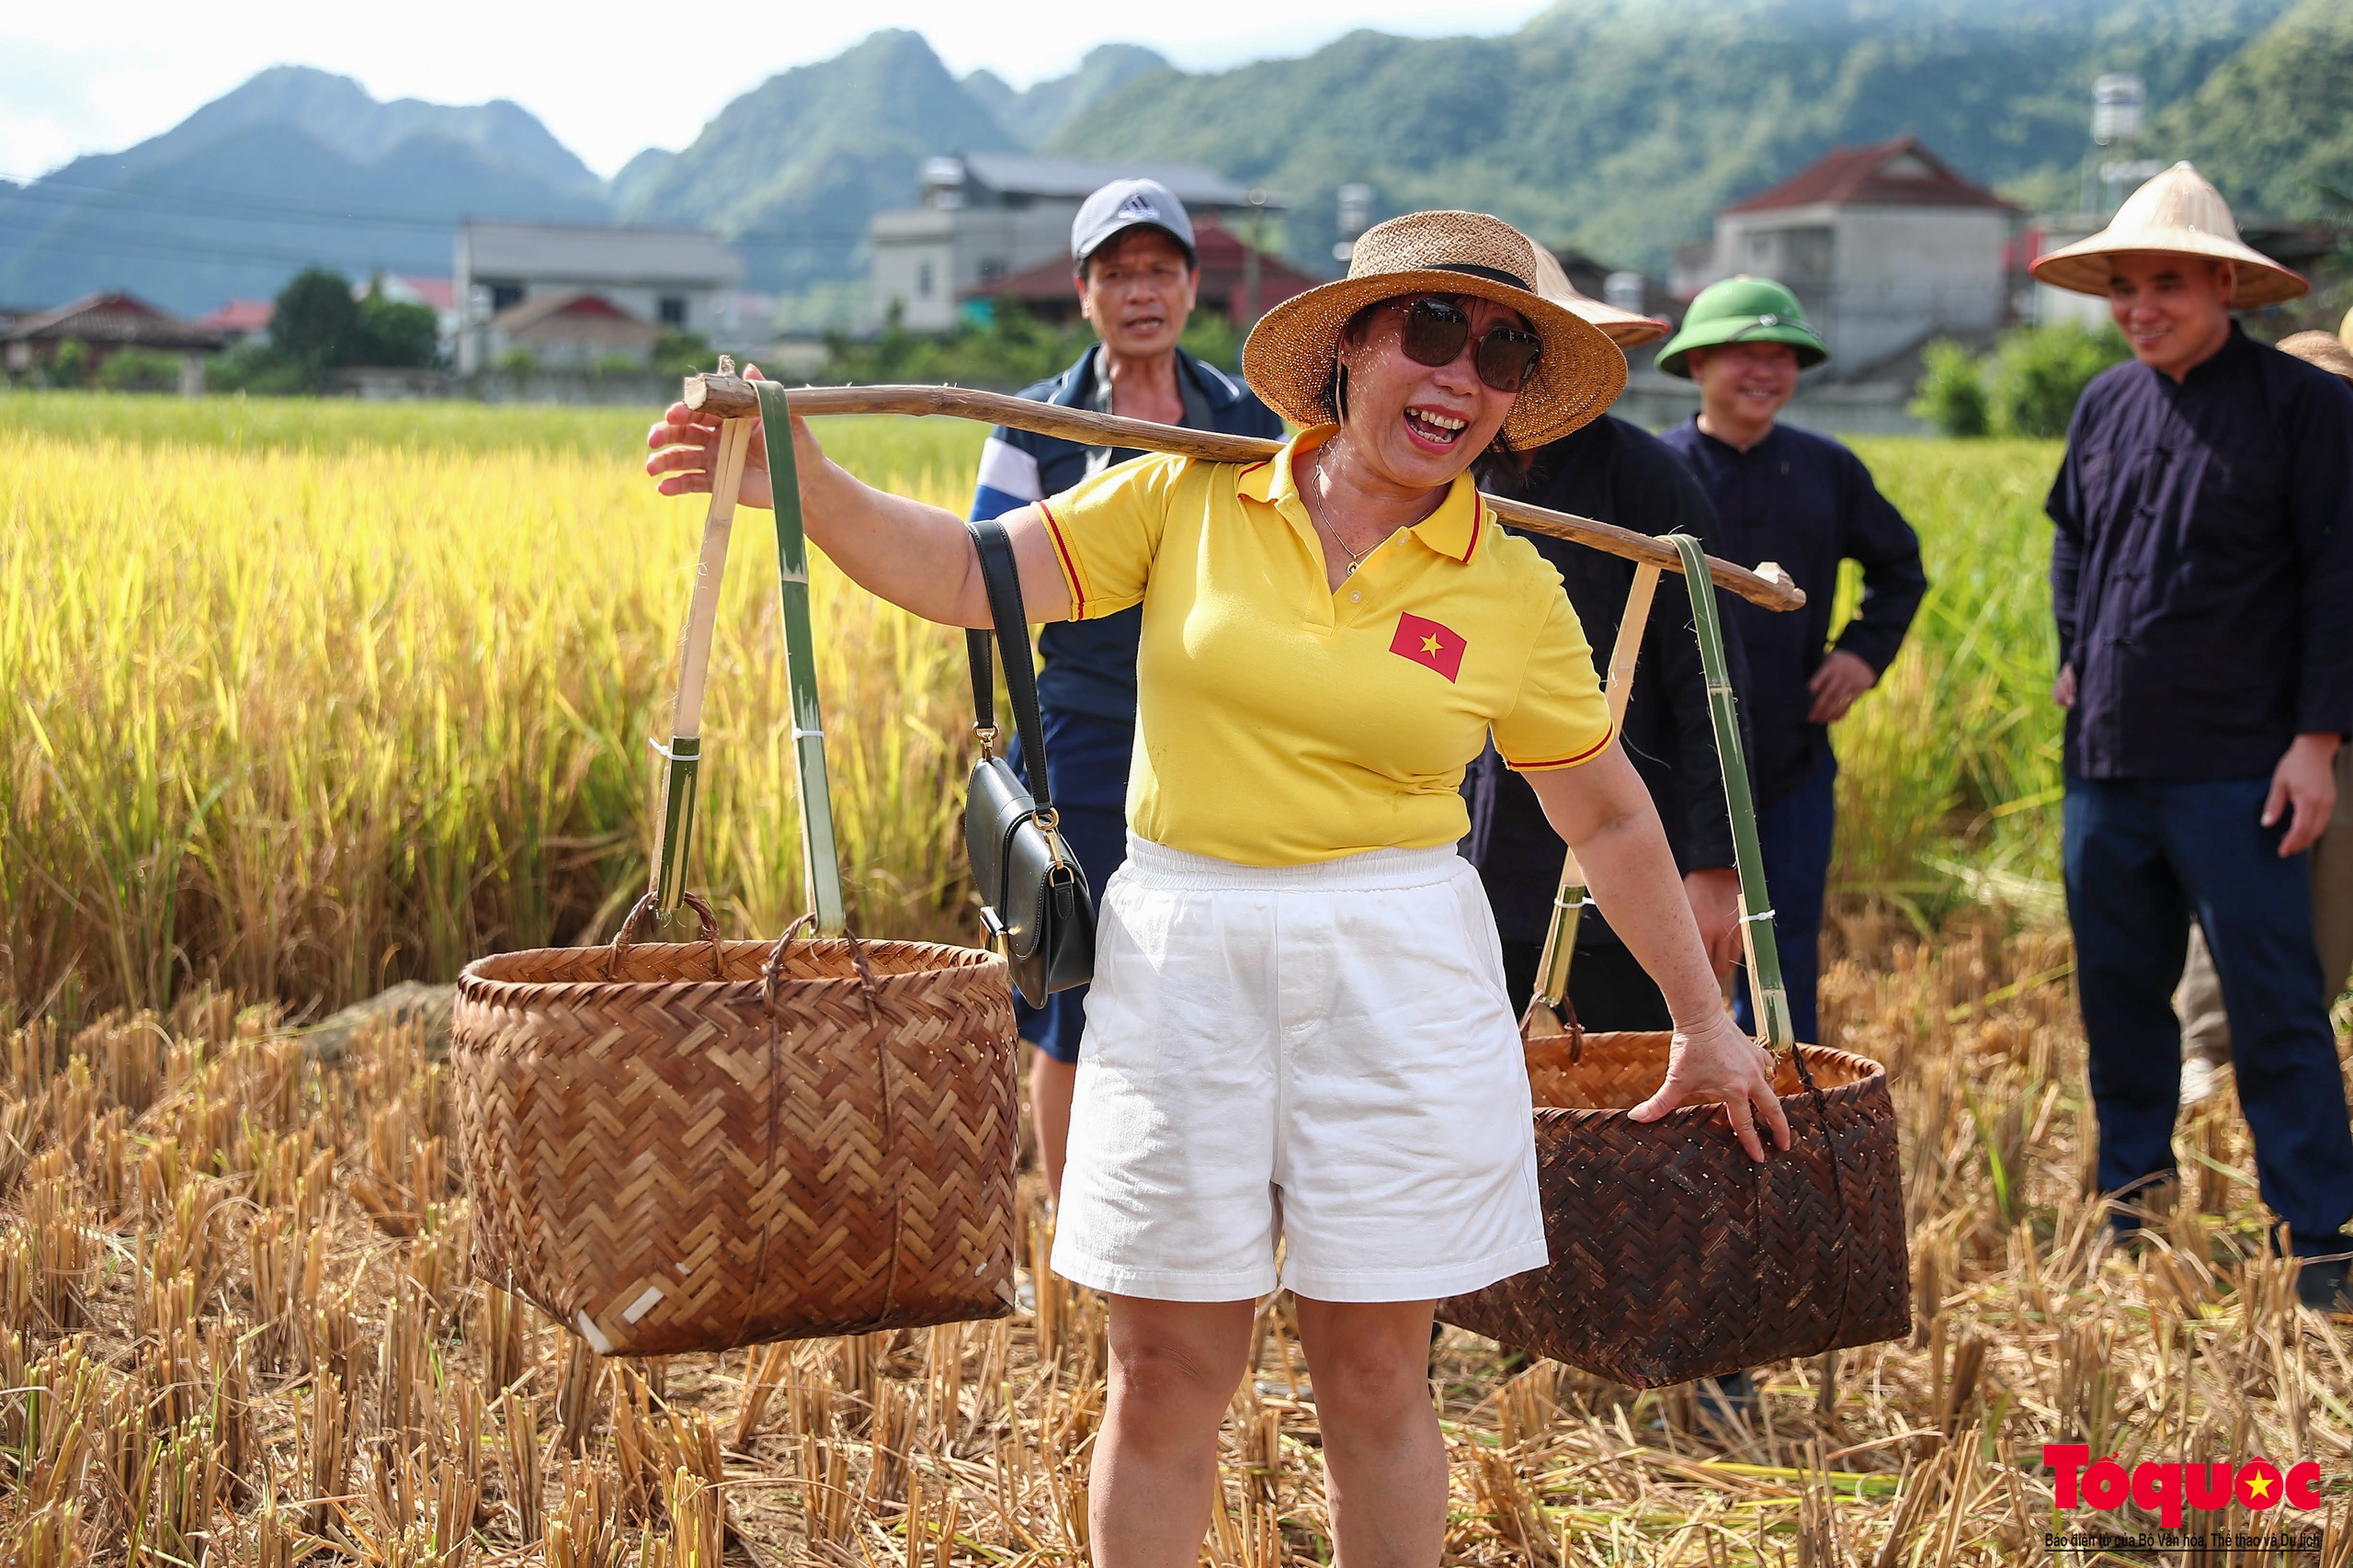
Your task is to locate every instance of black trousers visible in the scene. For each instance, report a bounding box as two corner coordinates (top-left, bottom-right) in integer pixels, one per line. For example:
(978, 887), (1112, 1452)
(1499, 939), (1675, 1033)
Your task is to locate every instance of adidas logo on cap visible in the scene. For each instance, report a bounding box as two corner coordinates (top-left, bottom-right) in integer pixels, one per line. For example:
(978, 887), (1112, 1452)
(1117, 193), (1161, 221)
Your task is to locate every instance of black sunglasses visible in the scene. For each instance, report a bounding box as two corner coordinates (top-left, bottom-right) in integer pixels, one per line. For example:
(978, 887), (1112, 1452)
(1388, 296), (1544, 393)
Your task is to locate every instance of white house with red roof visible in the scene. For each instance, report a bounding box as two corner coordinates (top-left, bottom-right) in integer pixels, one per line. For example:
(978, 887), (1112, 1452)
(1678, 135), (2023, 373)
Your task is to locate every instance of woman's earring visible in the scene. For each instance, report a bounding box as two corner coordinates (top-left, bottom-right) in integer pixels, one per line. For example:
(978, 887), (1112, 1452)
(1334, 363), (1350, 423)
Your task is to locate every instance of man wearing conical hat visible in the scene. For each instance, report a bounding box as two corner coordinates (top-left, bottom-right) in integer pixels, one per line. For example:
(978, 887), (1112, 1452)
(1654, 276), (1928, 1047)
(2032, 161), (2353, 1312)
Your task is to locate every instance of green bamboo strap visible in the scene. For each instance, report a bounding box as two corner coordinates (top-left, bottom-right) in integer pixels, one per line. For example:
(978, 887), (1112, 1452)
(648, 412), (753, 918)
(756, 381), (847, 935)
(1667, 532), (1794, 1049)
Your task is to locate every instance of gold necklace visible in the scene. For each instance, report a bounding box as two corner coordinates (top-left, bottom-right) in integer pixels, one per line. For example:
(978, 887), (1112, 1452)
(1322, 517), (1377, 576)
(1302, 449), (1387, 578)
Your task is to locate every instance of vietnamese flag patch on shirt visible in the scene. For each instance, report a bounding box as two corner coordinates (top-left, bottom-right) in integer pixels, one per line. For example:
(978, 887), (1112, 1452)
(1390, 612), (1467, 683)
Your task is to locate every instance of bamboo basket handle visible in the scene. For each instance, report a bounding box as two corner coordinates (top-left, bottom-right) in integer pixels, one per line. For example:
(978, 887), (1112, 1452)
(609, 889), (725, 981)
(760, 912), (881, 1017)
(1665, 532), (1813, 1075)
(1524, 562), (1662, 1040)
(755, 381), (848, 935)
(682, 376), (1806, 614)
(647, 374), (754, 919)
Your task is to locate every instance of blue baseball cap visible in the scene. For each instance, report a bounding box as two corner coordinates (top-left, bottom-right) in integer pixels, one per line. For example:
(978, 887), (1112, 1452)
(1072, 178), (1196, 269)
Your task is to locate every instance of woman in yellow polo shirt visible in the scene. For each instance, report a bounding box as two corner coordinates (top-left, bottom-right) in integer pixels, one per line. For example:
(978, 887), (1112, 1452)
(649, 210), (1789, 1567)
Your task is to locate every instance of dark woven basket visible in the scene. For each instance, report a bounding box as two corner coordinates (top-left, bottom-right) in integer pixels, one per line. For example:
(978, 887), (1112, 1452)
(453, 905), (1019, 1357)
(1439, 1029), (1908, 1388)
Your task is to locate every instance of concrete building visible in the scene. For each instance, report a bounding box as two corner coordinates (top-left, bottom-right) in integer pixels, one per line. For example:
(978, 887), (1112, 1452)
(197, 299), (276, 345)
(481, 291), (663, 369)
(871, 153), (1268, 333)
(454, 222), (744, 374)
(1676, 136), (2021, 375)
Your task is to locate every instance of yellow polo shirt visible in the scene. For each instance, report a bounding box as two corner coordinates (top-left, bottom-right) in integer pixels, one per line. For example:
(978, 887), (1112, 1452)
(1037, 426), (1612, 866)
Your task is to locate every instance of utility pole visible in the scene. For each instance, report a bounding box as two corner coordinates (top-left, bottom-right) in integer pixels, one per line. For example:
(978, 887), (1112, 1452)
(1243, 187), (1268, 328)
(2088, 74), (2145, 216)
(1335, 183), (1373, 266)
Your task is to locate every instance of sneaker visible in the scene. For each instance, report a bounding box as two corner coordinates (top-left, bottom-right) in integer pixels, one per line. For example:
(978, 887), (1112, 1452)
(2180, 1055), (2226, 1108)
(2296, 1258), (2352, 1314)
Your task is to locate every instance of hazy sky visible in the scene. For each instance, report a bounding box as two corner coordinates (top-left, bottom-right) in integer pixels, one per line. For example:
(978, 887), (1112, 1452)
(0, 0), (1552, 184)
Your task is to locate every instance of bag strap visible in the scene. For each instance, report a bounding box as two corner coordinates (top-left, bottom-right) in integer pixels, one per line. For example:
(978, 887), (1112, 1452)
(966, 517), (1055, 818)
(966, 627), (997, 746)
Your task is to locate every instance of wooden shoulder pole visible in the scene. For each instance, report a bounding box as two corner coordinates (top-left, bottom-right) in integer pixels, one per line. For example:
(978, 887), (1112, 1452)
(682, 375), (1807, 615)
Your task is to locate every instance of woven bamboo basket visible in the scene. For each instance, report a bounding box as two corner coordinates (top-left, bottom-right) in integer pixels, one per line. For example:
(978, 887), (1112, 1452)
(454, 903), (1019, 1357)
(1444, 533), (1908, 1384)
(1438, 1029), (1907, 1388)
(452, 376), (1019, 1357)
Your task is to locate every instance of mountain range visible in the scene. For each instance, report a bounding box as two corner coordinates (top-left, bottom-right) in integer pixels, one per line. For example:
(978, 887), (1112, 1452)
(4, 0), (2348, 324)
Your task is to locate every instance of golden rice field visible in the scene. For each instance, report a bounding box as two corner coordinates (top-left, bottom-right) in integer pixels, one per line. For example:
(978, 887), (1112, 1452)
(5, 392), (2349, 1565)
(3, 392), (2067, 1019)
(1, 397), (987, 1019)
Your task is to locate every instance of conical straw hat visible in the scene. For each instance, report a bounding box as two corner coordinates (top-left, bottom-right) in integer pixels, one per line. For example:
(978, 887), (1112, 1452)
(1242, 210), (1627, 447)
(2029, 161), (2306, 307)
(2279, 331), (2353, 385)
(1526, 245), (1670, 349)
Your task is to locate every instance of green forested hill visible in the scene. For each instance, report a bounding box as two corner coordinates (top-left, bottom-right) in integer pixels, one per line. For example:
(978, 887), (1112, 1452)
(8, 0), (2344, 326)
(2163, 0), (2353, 216)
(1051, 0), (2294, 272)
(618, 30), (1016, 297)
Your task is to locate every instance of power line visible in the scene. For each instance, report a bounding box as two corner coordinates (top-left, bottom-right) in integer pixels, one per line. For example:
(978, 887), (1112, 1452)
(6, 170), (882, 247)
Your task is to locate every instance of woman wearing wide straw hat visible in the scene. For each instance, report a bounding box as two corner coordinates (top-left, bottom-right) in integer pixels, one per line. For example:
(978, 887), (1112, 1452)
(647, 210), (1789, 1564)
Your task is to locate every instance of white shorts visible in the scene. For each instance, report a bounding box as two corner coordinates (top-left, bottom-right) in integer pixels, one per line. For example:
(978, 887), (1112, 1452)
(1050, 835), (1547, 1302)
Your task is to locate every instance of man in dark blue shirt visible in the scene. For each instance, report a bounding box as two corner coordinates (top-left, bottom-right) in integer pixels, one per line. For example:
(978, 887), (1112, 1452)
(967, 177), (1284, 1200)
(2031, 163), (2353, 1306)
(1655, 278), (1927, 1044)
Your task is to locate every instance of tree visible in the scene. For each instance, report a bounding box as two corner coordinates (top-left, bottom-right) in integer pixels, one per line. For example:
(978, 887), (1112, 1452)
(653, 329), (715, 373)
(358, 292), (439, 368)
(48, 339), (91, 387)
(1986, 323), (2131, 439)
(1910, 339), (1990, 437)
(272, 267), (361, 371)
(96, 347), (184, 392)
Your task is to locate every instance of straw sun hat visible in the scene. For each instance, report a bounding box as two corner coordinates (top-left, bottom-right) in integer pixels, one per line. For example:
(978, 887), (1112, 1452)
(2029, 161), (2308, 308)
(1242, 210), (1628, 447)
(1526, 245), (1672, 350)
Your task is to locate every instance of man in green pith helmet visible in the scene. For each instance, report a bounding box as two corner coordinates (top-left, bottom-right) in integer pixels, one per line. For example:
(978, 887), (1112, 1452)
(1655, 277), (1927, 1045)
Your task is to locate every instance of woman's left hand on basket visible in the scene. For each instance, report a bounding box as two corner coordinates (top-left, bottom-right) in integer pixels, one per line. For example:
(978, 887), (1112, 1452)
(645, 363), (813, 511)
(1629, 1009), (1790, 1163)
(1528, 749), (1790, 1162)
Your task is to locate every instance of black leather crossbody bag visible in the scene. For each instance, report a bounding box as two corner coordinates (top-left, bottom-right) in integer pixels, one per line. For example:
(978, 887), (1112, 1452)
(963, 517), (1096, 1006)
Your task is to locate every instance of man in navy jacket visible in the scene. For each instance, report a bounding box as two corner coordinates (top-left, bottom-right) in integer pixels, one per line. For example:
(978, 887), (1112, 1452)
(2030, 163), (2353, 1308)
(968, 178), (1284, 1200)
(1654, 278), (1927, 1045)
